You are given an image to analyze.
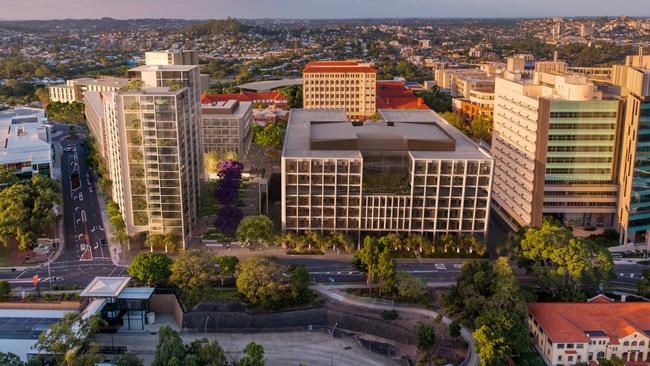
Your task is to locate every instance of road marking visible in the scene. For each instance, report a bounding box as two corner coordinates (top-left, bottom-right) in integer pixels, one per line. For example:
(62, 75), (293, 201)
(453, 264), (462, 269)
(435, 264), (447, 270)
(79, 192), (84, 201)
(81, 210), (87, 223)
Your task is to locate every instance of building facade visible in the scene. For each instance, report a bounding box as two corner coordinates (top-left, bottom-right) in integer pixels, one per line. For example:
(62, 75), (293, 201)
(94, 59), (203, 248)
(613, 55), (650, 245)
(491, 72), (620, 229)
(528, 299), (650, 365)
(48, 77), (127, 103)
(0, 108), (53, 178)
(302, 61), (377, 120)
(281, 109), (493, 240)
(200, 98), (253, 156)
(144, 50), (199, 66)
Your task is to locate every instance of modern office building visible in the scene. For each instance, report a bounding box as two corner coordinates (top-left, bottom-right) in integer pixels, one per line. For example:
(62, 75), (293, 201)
(0, 108), (53, 178)
(200, 97), (253, 156)
(613, 54), (650, 245)
(302, 61), (377, 120)
(48, 77), (127, 103)
(96, 59), (203, 248)
(281, 109), (493, 240)
(528, 297), (650, 365)
(491, 71), (621, 229)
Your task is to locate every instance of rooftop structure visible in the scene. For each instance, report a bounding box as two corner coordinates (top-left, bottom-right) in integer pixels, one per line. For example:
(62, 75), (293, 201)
(0, 108), (52, 177)
(528, 301), (650, 365)
(48, 77), (128, 103)
(238, 78), (303, 92)
(201, 91), (287, 107)
(376, 81), (429, 110)
(282, 109), (493, 239)
(144, 49), (199, 66)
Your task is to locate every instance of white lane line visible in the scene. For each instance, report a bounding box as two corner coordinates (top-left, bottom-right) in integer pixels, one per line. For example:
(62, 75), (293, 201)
(81, 210), (87, 223)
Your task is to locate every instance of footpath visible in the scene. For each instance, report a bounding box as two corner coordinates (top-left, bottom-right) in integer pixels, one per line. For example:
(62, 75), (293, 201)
(311, 284), (479, 366)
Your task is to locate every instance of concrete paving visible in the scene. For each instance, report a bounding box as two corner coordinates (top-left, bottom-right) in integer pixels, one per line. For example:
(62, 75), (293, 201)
(96, 330), (401, 366)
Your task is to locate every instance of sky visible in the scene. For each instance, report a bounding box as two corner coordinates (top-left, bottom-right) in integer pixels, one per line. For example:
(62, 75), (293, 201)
(0, 0), (647, 20)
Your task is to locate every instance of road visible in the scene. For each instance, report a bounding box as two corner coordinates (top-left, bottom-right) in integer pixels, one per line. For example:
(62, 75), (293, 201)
(0, 124), (126, 289)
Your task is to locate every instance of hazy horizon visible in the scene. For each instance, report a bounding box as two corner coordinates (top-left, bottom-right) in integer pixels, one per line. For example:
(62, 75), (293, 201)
(0, 0), (647, 21)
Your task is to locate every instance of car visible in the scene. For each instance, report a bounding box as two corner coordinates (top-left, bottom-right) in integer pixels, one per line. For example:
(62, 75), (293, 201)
(100, 239), (107, 247)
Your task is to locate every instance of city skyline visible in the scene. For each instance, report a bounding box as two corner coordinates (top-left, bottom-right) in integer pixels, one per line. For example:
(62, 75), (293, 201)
(0, 0), (648, 20)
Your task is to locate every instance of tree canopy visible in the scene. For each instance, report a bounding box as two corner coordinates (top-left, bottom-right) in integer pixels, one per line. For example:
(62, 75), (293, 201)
(236, 215), (274, 250)
(127, 252), (172, 286)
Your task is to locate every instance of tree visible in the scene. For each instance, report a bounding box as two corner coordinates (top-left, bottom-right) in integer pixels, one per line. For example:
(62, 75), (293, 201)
(35, 87), (50, 105)
(235, 256), (288, 309)
(353, 236), (396, 295)
(204, 151), (221, 177)
(215, 205), (244, 237)
(325, 231), (354, 254)
(112, 353), (144, 366)
(152, 326), (187, 366)
(288, 264), (310, 304)
(215, 256), (239, 277)
(253, 121), (287, 150)
(0, 280), (10, 300)
(473, 308), (529, 366)
(519, 217), (614, 301)
(236, 215), (274, 250)
(215, 160), (243, 205)
(449, 320), (461, 339)
(638, 268), (650, 298)
(34, 313), (105, 366)
(416, 323), (436, 365)
(46, 101), (85, 124)
(0, 352), (23, 366)
(470, 115), (492, 143)
(279, 85), (303, 109)
(239, 342), (265, 366)
(377, 248), (397, 295)
(439, 111), (467, 134)
(417, 86), (452, 113)
(0, 175), (61, 250)
(146, 233), (178, 253)
(127, 253), (172, 286)
(395, 272), (429, 304)
(186, 338), (228, 366)
(170, 250), (214, 291)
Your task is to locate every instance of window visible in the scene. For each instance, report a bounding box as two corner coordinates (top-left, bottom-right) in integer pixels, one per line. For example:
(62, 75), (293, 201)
(558, 344), (565, 349)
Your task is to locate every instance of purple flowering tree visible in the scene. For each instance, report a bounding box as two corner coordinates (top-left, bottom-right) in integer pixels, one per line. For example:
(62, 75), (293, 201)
(214, 205), (244, 236)
(215, 160), (244, 205)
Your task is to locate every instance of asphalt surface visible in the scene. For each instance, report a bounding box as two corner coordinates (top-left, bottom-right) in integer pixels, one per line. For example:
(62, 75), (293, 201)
(0, 124), (127, 289)
(0, 125), (646, 292)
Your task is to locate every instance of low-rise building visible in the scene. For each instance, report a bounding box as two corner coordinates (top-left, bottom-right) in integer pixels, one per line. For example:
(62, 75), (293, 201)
(528, 298), (650, 365)
(200, 98), (253, 156)
(0, 108), (53, 177)
(376, 81), (429, 110)
(281, 109), (493, 240)
(48, 77), (127, 103)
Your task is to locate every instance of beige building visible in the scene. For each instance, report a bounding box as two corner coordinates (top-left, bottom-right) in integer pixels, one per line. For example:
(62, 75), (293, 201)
(302, 61), (377, 120)
(88, 56), (203, 249)
(281, 109), (493, 240)
(491, 71), (620, 229)
(145, 50), (199, 66)
(200, 98), (253, 156)
(612, 54), (650, 245)
(48, 77), (127, 103)
(528, 298), (650, 365)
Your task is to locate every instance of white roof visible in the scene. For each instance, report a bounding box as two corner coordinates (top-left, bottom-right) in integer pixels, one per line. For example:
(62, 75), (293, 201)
(0, 108), (52, 166)
(238, 78), (302, 91)
(80, 276), (131, 298)
(118, 287), (155, 300)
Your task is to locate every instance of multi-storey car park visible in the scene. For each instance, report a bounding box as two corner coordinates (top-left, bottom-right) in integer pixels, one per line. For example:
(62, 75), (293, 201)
(281, 108), (494, 242)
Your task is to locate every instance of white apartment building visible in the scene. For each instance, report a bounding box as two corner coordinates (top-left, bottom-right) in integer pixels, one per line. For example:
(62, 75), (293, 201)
(0, 108), (53, 178)
(145, 50), (199, 66)
(281, 109), (493, 240)
(92, 58), (203, 248)
(302, 61), (377, 120)
(48, 77), (127, 103)
(491, 71), (620, 229)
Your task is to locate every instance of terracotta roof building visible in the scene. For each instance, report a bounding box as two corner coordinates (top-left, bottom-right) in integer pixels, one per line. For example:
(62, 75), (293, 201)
(200, 92), (287, 107)
(302, 60), (377, 120)
(375, 81), (429, 110)
(527, 300), (650, 365)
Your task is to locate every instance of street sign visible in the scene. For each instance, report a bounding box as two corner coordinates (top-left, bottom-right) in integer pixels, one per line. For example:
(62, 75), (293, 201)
(32, 275), (39, 287)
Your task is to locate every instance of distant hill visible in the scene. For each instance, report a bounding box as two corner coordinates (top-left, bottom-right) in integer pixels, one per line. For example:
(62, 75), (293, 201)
(184, 18), (261, 38)
(0, 18), (199, 33)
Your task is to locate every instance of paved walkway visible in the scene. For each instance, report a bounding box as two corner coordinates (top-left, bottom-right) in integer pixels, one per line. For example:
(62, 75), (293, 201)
(312, 284), (479, 366)
(97, 330), (400, 366)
